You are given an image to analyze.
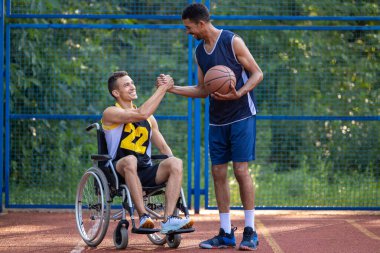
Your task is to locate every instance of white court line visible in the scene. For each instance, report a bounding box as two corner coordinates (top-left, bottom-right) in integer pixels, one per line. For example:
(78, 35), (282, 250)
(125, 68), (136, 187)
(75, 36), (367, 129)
(256, 219), (284, 253)
(346, 219), (380, 241)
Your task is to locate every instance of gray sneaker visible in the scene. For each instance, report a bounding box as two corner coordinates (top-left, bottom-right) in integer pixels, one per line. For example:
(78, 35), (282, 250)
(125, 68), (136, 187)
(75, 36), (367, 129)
(160, 215), (190, 234)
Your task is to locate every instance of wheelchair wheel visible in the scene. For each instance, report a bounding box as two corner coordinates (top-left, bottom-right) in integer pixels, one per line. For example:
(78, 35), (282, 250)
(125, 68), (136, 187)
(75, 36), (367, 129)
(147, 232), (166, 245)
(164, 204), (182, 248)
(75, 167), (111, 247)
(113, 226), (129, 249)
(166, 234), (181, 248)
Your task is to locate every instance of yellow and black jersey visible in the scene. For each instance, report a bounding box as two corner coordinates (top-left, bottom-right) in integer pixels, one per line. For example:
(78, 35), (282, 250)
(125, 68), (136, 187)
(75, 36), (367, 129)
(102, 103), (153, 168)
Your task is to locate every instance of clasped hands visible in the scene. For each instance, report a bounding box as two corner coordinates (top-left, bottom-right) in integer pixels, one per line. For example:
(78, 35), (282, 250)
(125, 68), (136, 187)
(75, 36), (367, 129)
(156, 74), (174, 91)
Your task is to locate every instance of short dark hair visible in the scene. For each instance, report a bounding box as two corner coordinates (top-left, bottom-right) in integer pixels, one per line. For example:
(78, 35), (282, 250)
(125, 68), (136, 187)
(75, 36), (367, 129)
(107, 71), (129, 98)
(182, 3), (210, 23)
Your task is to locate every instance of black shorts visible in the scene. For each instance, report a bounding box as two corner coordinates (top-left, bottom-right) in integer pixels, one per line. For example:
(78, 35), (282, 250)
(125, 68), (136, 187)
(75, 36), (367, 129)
(113, 160), (160, 188)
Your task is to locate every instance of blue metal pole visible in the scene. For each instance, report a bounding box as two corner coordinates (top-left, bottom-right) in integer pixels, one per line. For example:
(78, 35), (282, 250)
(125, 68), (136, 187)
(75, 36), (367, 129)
(194, 99), (202, 213)
(187, 34), (193, 210)
(204, 97), (209, 209)
(0, 0), (4, 213)
(192, 0), (203, 214)
(194, 99), (201, 214)
(4, 24), (9, 208)
(9, 23), (380, 31)
(204, 0), (212, 213)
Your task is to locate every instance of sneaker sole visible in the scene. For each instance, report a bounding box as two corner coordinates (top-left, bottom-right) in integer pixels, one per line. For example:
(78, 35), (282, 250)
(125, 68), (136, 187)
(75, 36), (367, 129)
(199, 244), (235, 249)
(181, 219), (194, 229)
(239, 245), (257, 251)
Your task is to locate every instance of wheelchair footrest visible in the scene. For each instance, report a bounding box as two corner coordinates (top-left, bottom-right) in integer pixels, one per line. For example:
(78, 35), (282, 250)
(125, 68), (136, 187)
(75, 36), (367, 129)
(131, 227), (161, 234)
(166, 228), (195, 235)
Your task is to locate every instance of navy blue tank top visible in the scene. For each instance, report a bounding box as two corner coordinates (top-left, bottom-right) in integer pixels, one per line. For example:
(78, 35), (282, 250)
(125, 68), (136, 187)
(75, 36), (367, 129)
(196, 30), (257, 125)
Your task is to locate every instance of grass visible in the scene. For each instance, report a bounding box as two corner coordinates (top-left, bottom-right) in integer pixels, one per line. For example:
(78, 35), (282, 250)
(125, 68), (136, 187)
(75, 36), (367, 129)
(7, 164), (380, 209)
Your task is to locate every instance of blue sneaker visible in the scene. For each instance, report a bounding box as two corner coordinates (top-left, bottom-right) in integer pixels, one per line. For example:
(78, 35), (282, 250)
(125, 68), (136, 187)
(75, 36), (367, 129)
(239, 226), (259, 251)
(199, 227), (236, 249)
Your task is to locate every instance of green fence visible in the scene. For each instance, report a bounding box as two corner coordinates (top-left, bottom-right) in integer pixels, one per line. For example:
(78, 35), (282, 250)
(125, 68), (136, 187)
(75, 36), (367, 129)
(2, 0), (380, 212)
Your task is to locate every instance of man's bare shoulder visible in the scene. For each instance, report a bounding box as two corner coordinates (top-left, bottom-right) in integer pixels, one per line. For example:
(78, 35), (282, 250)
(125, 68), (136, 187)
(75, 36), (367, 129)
(233, 35), (246, 45)
(103, 105), (121, 115)
(102, 106), (124, 125)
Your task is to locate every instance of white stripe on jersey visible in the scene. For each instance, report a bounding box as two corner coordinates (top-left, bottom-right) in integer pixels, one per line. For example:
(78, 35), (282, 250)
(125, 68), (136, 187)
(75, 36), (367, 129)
(104, 124), (124, 160)
(242, 68), (257, 116)
(209, 115), (254, 127)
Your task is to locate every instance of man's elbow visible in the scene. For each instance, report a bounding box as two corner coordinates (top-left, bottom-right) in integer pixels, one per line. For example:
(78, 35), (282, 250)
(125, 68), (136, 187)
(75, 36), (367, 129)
(258, 70), (264, 83)
(136, 109), (151, 121)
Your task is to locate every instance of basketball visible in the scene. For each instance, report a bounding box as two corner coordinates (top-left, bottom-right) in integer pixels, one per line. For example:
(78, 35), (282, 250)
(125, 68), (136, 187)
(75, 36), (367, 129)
(204, 65), (236, 96)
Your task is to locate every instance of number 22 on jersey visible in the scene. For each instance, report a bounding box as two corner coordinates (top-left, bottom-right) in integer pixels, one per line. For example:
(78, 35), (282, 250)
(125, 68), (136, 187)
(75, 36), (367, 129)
(120, 123), (148, 154)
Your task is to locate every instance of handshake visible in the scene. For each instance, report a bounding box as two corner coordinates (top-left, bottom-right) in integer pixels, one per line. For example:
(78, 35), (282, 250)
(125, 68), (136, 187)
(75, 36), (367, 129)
(156, 74), (174, 91)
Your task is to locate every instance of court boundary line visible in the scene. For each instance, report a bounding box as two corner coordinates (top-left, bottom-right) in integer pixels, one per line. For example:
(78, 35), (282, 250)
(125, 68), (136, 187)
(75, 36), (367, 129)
(256, 219), (284, 253)
(346, 219), (380, 241)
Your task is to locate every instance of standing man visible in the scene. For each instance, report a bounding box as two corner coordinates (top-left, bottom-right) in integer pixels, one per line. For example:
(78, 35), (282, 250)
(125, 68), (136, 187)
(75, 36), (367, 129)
(162, 3), (263, 251)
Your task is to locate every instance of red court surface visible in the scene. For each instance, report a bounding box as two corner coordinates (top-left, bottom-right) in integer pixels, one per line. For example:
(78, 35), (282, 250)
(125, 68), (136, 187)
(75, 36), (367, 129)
(0, 210), (379, 253)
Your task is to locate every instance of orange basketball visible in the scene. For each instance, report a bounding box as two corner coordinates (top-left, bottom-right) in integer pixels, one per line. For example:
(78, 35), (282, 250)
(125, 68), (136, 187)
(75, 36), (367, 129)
(204, 65), (236, 96)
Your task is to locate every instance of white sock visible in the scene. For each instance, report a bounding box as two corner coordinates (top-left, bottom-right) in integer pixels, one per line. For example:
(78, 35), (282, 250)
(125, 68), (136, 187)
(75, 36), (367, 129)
(219, 213), (231, 234)
(244, 209), (255, 230)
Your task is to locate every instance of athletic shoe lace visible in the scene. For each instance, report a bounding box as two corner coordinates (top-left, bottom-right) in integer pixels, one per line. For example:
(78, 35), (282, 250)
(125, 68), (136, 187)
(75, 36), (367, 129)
(168, 215), (182, 221)
(214, 227), (237, 239)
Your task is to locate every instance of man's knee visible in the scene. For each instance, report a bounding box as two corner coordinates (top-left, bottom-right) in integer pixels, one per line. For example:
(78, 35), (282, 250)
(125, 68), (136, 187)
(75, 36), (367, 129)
(233, 165), (252, 184)
(211, 164), (227, 182)
(168, 157), (183, 175)
(117, 155), (138, 174)
(235, 169), (248, 179)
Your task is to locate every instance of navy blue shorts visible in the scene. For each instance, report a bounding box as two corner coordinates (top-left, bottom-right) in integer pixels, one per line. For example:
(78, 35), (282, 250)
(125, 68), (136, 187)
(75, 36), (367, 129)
(209, 116), (256, 165)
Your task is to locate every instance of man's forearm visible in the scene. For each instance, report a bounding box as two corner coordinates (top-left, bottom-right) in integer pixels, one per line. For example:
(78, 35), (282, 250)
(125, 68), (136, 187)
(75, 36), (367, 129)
(138, 86), (167, 117)
(238, 72), (263, 97)
(169, 85), (208, 98)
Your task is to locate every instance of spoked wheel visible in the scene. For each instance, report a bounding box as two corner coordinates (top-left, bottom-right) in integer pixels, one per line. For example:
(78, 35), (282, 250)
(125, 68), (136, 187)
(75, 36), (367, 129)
(75, 167), (111, 247)
(145, 188), (166, 245)
(147, 232), (166, 245)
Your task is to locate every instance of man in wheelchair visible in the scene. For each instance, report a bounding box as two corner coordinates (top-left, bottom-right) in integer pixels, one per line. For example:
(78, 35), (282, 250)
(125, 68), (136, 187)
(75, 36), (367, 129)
(101, 71), (193, 234)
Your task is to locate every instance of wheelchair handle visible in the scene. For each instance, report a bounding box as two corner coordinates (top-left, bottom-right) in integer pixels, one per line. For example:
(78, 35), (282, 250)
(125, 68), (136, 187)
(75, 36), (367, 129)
(86, 123), (101, 132)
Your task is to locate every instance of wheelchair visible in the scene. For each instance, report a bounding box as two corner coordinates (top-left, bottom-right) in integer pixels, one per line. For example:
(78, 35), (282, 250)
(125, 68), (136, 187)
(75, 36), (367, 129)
(75, 123), (194, 249)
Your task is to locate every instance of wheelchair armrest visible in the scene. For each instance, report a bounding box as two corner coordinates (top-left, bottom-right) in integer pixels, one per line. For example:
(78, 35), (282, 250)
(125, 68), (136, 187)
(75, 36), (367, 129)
(86, 123), (100, 132)
(151, 154), (169, 160)
(91, 154), (112, 161)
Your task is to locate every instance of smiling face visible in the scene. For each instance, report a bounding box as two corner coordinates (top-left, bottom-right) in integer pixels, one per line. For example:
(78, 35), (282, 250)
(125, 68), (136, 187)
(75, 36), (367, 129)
(183, 19), (204, 40)
(181, 3), (210, 41)
(112, 75), (138, 101)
